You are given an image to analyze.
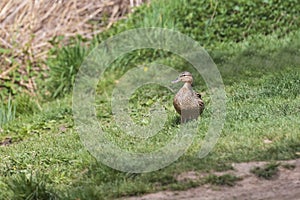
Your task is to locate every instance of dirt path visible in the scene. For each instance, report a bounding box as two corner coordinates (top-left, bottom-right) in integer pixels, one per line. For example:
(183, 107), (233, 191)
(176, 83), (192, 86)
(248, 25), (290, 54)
(125, 159), (300, 200)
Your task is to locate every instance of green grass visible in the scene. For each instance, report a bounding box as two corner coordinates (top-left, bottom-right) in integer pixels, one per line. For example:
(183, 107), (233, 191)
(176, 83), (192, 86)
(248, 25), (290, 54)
(1, 0), (300, 199)
(95, 0), (300, 47)
(1, 30), (299, 199)
(44, 0), (300, 98)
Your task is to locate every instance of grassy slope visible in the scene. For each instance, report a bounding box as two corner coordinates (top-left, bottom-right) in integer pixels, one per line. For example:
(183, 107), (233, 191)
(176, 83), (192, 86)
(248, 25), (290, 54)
(1, 31), (299, 199)
(1, 0), (300, 199)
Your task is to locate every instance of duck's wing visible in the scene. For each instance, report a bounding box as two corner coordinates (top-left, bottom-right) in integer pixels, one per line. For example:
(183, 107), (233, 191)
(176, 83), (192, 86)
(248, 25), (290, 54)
(173, 96), (181, 114)
(194, 91), (205, 115)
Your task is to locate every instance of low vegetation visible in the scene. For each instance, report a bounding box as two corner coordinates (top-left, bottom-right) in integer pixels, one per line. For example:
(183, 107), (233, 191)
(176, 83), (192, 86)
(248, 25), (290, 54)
(281, 163), (296, 170)
(204, 174), (242, 186)
(250, 162), (280, 180)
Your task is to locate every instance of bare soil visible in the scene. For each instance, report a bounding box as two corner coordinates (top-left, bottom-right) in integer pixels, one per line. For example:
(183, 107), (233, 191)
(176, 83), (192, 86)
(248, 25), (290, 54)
(125, 159), (300, 200)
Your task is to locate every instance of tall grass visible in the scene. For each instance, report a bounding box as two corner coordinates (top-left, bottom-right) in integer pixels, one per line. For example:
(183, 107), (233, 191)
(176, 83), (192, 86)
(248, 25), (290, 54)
(5, 172), (59, 200)
(46, 38), (88, 98)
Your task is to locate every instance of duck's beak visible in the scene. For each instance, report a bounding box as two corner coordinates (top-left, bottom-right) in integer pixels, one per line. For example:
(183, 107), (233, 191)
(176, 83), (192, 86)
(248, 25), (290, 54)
(172, 78), (180, 83)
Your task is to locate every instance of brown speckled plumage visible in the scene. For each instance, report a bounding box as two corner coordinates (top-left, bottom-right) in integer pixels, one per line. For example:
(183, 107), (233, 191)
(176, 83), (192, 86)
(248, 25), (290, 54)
(172, 71), (204, 123)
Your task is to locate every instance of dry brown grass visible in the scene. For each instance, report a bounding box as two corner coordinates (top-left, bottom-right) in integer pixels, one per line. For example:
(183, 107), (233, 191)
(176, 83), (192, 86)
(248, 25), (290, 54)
(0, 0), (148, 94)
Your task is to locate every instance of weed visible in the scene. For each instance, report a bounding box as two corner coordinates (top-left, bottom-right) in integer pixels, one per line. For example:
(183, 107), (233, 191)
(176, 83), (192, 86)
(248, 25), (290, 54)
(250, 162), (280, 180)
(0, 96), (16, 127)
(281, 163), (296, 170)
(169, 180), (201, 191)
(204, 174), (242, 186)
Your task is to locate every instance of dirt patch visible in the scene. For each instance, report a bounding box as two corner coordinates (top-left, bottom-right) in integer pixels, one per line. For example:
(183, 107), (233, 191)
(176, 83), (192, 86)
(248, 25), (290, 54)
(124, 159), (300, 200)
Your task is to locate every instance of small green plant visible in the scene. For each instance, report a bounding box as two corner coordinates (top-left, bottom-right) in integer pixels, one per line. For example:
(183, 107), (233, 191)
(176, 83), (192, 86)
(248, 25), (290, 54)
(281, 163), (296, 170)
(0, 96), (16, 127)
(169, 180), (201, 191)
(204, 174), (242, 186)
(250, 162), (280, 180)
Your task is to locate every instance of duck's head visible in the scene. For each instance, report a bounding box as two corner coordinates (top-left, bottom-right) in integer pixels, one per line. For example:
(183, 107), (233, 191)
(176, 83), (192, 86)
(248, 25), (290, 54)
(172, 71), (193, 84)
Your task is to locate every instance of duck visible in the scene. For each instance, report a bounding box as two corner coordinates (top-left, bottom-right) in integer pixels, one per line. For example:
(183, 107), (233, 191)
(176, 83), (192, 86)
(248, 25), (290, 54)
(172, 71), (204, 123)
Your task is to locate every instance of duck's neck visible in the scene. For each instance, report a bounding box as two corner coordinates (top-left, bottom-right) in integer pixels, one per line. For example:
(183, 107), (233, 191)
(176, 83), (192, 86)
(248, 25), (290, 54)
(183, 82), (193, 90)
